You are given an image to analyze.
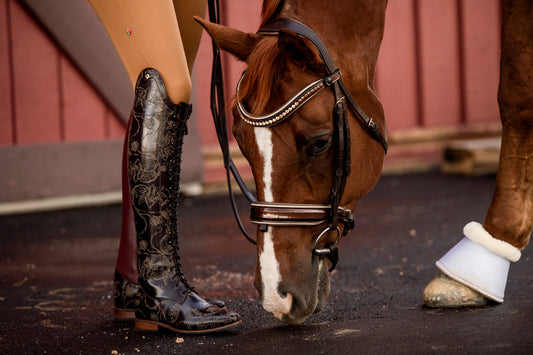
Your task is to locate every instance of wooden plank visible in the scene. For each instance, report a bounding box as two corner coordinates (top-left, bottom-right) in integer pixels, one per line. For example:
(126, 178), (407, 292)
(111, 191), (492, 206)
(418, 0), (462, 127)
(191, 32), (217, 149)
(19, 0), (133, 124)
(10, 0), (61, 144)
(0, 0), (14, 145)
(106, 109), (127, 139)
(193, 0), (261, 149)
(376, 0), (419, 132)
(61, 54), (107, 141)
(0, 140), (122, 202)
(0, 137), (204, 202)
(461, 0), (501, 124)
(441, 137), (501, 175)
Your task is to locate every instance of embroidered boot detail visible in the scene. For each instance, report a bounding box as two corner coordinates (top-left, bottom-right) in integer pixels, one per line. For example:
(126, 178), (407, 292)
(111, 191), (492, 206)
(127, 68), (241, 334)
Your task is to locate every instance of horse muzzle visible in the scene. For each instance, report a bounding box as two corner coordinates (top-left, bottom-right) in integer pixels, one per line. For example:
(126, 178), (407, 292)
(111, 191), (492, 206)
(255, 246), (331, 324)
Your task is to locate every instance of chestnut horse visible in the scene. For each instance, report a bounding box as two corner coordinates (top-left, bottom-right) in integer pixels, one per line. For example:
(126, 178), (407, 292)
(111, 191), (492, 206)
(197, 0), (533, 324)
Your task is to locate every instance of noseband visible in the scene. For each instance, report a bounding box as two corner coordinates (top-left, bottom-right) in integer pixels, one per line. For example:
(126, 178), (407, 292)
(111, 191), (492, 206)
(208, 12), (387, 272)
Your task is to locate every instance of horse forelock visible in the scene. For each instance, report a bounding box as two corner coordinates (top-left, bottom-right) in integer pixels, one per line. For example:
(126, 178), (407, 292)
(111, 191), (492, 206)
(233, 1), (286, 116)
(236, 36), (284, 116)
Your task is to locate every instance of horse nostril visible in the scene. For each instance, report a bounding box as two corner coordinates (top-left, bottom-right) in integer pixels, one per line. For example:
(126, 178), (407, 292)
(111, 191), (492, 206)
(266, 292), (293, 321)
(276, 287), (287, 298)
(261, 288), (294, 320)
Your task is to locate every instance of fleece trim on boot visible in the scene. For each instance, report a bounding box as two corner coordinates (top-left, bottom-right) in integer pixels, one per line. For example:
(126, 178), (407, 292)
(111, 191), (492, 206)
(463, 222), (521, 262)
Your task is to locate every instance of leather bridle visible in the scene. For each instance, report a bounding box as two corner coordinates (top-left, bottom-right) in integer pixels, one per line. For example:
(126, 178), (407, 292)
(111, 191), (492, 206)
(207, 3), (387, 272)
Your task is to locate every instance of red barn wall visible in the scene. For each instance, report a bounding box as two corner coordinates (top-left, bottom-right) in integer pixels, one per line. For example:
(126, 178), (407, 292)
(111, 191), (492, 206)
(0, 0), (502, 204)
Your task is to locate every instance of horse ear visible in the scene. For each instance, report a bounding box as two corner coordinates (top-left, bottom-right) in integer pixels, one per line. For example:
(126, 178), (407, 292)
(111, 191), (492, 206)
(194, 16), (260, 62)
(277, 29), (323, 72)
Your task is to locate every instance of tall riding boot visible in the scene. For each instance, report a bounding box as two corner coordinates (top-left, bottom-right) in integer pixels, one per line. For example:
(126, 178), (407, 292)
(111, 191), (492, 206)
(128, 68), (241, 334)
(113, 126), (139, 321)
(113, 116), (225, 322)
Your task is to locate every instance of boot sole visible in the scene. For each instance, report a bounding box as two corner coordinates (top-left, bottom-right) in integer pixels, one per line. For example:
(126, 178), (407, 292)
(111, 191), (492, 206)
(114, 307), (135, 321)
(135, 318), (242, 335)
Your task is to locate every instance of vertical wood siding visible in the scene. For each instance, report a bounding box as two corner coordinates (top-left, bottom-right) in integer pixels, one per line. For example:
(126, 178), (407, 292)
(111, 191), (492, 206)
(11, 0), (62, 144)
(418, 0), (463, 127)
(460, 0), (501, 124)
(0, 0), (14, 144)
(376, 0), (501, 135)
(376, 0), (419, 131)
(0, 0), (125, 147)
(192, 0), (263, 150)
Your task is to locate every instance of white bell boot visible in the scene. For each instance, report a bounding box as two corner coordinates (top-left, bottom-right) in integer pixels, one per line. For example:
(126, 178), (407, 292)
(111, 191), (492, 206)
(424, 221), (521, 307)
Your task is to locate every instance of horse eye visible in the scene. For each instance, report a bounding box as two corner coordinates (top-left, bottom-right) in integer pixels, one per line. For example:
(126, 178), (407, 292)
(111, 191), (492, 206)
(306, 134), (332, 156)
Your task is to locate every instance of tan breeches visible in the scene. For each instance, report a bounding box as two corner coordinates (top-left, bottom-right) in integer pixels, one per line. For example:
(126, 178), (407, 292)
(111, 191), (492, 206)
(89, 0), (207, 104)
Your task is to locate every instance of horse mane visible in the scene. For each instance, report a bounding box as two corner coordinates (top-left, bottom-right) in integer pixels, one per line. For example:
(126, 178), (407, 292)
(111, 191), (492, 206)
(235, 0), (285, 115)
(237, 37), (284, 115)
(261, 0), (284, 27)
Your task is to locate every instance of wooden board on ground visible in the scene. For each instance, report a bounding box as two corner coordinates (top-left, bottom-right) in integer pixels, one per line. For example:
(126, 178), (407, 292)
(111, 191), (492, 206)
(441, 137), (501, 176)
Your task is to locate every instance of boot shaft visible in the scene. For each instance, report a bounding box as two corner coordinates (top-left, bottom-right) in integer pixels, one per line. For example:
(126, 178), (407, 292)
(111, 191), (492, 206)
(127, 68), (191, 293)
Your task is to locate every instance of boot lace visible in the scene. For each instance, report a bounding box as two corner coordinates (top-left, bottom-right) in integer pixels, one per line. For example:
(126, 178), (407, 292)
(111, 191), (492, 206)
(167, 107), (194, 293)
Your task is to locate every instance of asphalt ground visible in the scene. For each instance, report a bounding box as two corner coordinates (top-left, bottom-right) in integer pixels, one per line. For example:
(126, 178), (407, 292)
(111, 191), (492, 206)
(1, 171), (532, 354)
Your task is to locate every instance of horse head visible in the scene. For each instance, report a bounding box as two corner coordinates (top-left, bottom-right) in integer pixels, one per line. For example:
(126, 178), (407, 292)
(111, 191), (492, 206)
(196, 12), (386, 324)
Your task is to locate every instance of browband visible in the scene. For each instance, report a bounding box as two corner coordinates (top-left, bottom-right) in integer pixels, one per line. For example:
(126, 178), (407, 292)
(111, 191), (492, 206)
(236, 71), (341, 127)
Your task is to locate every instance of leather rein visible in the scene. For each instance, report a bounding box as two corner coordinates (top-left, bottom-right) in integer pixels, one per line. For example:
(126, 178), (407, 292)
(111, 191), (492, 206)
(207, 7), (387, 271)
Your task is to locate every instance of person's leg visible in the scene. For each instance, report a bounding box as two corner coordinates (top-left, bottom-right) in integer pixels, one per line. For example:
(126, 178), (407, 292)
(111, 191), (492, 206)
(89, 0), (193, 319)
(90, 0), (203, 293)
(90, 0), (241, 332)
(89, 0), (191, 104)
(89, 0), (195, 285)
(173, 0), (207, 74)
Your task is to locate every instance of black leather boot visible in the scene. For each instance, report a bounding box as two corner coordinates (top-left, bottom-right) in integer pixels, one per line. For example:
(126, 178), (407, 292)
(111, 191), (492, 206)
(113, 270), (226, 321)
(113, 124), (224, 321)
(127, 68), (241, 334)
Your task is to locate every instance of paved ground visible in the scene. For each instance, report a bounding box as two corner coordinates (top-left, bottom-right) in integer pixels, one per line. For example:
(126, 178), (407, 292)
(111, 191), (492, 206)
(0, 171), (532, 354)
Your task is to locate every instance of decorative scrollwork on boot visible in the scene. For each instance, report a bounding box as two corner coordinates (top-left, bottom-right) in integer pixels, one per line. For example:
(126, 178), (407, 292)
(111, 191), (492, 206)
(113, 270), (139, 320)
(127, 68), (241, 334)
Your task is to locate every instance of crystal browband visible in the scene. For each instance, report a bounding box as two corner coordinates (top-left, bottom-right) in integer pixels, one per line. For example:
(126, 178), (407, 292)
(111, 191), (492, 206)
(236, 70), (341, 127)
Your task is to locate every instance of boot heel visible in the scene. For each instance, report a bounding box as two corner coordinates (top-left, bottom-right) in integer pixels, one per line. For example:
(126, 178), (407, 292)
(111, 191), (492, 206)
(114, 308), (135, 321)
(135, 319), (158, 332)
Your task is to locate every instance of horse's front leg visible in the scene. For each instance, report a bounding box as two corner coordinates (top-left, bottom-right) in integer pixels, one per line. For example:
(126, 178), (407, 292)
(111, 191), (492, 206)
(423, 0), (533, 308)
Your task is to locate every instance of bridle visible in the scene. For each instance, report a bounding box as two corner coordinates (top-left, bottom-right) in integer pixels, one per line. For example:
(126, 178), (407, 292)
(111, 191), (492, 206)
(208, 3), (387, 272)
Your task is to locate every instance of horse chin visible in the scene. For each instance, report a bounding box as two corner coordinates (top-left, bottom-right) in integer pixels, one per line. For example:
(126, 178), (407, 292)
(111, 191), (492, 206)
(271, 258), (331, 325)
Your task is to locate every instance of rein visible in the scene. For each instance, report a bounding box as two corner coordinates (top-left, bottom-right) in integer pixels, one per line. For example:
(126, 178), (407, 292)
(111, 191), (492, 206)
(208, 0), (257, 245)
(207, 1), (387, 271)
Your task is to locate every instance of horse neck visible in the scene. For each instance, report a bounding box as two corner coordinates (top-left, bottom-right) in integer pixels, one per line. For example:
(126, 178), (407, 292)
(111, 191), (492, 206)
(277, 0), (387, 84)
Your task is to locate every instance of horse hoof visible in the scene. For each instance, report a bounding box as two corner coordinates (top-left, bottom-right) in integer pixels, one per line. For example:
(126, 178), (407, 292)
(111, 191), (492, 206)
(423, 273), (488, 308)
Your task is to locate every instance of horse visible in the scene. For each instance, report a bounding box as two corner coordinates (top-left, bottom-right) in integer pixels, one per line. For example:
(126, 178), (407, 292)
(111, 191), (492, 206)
(196, 0), (533, 324)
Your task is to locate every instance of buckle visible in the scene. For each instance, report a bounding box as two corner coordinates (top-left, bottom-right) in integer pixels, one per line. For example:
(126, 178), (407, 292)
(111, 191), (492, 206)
(325, 70), (341, 86)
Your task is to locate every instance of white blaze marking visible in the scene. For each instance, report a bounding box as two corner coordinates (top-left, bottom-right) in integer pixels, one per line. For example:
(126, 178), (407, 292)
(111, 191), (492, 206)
(254, 127), (293, 318)
(254, 127), (273, 202)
